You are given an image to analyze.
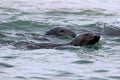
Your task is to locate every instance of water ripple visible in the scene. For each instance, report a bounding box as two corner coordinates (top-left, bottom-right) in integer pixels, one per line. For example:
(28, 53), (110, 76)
(0, 62), (14, 68)
(72, 60), (94, 64)
(109, 76), (120, 80)
(46, 9), (114, 16)
(14, 76), (27, 80)
(89, 77), (108, 80)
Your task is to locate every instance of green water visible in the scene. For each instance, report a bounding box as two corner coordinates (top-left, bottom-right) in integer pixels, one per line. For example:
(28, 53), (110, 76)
(0, 0), (120, 80)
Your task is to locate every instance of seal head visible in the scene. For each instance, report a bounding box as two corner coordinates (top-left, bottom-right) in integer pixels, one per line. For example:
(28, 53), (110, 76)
(45, 27), (76, 38)
(70, 32), (100, 46)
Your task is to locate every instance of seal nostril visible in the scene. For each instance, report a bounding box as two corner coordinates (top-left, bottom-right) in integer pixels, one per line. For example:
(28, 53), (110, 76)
(72, 33), (77, 38)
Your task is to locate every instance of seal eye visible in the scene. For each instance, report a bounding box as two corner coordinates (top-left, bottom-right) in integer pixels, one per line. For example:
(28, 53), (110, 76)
(59, 29), (64, 33)
(58, 29), (65, 35)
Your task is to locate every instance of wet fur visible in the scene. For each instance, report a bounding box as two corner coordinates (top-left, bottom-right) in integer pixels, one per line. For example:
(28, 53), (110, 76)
(14, 32), (100, 49)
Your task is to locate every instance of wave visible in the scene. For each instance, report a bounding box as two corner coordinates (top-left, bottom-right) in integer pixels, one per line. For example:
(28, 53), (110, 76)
(19, 0), (120, 10)
(0, 20), (52, 31)
(46, 9), (115, 16)
(0, 62), (14, 68)
(1, 0), (120, 15)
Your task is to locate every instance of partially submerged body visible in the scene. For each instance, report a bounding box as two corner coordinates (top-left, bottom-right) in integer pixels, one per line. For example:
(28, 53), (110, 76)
(14, 32), (100, 49)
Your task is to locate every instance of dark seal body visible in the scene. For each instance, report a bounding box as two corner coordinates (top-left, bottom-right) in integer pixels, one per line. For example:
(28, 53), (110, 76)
(14, 32), (100, 49)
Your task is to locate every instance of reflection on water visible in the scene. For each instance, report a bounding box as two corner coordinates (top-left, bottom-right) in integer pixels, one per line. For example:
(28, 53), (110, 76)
(0, 0), (120, 80)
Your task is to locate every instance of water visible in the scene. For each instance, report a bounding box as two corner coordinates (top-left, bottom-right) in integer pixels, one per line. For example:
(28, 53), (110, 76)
(0, 0), (120, 80)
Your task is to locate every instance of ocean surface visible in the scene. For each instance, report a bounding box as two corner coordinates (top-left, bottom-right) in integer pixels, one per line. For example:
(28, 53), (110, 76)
(0, 0), (120, 80)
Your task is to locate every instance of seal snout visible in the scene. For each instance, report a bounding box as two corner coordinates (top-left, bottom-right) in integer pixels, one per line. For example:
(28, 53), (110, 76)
(70, 32), (76, 38)
(93, 33), (100, 42)
(94, 35), (99, 38)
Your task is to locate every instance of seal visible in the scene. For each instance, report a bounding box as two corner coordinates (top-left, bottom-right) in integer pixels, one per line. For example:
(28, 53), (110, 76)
(14, 32), (100, 49)
(45, 27), (76, 38)
(33, 27), (77, 41)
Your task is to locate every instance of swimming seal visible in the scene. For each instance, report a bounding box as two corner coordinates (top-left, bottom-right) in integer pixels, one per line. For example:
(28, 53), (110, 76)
(33, 27), (77, 41)
(45, 27), (76, 38)
(14, 32), (100, 49)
